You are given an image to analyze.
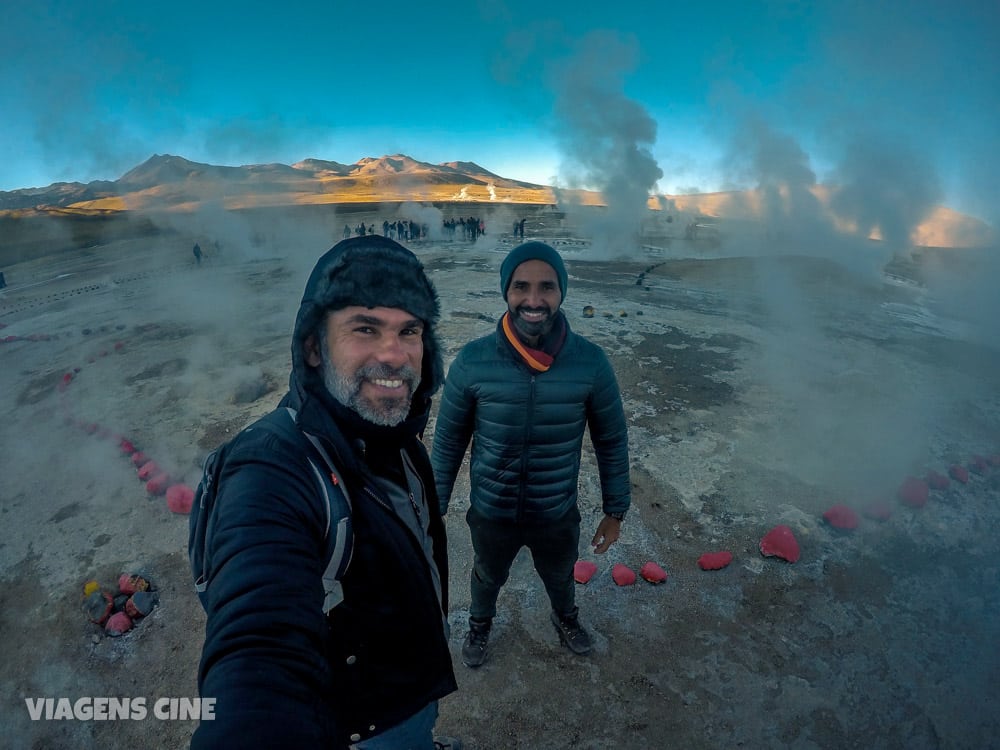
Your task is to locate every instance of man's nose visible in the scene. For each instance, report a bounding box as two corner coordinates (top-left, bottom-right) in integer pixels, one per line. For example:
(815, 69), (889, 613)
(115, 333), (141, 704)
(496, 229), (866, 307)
(374, 334), (408, 365)
(524, 287), (545, 307)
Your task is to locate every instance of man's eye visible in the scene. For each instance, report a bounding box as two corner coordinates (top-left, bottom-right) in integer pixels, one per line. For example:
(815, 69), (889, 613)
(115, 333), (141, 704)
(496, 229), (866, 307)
(354, 326), (375, 334)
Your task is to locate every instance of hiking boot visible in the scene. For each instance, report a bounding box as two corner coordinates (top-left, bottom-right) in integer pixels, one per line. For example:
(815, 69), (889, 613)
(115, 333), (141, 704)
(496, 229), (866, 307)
(550, 608), (592, 655)
(461, 617), (491, 668)
(434, 737), (463, 750)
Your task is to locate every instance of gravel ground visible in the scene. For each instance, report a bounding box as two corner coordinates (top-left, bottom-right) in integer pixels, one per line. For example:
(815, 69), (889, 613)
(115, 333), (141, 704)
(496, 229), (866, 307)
(1, 214), (998, 749)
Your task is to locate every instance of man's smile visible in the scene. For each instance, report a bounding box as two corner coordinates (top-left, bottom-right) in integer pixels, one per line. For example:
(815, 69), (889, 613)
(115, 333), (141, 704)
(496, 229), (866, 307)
(518, 309), (548, 322)
(368, 377), (406, 390)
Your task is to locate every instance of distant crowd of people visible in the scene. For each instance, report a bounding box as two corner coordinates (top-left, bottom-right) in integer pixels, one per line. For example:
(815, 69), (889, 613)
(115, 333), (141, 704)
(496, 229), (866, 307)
(344, 220), (430, 241)
(342, 216), (490, 243)
(443, 216), (486, 241)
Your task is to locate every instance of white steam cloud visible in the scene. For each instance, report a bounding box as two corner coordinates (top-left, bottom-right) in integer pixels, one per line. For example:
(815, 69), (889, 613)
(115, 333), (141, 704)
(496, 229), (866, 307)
(543, 31), (663, 257)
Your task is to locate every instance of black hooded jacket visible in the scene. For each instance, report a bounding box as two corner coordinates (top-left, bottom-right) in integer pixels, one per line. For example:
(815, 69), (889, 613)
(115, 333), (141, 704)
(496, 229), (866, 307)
(192, 238), (456, 748)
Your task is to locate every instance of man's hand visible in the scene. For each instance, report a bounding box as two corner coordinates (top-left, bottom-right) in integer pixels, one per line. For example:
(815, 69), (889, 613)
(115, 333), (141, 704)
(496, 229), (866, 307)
(591, 515), (622, 554)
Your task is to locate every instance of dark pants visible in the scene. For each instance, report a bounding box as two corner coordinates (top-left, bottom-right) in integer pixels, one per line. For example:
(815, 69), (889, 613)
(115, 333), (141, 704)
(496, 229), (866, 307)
(466, 504), (580, 620)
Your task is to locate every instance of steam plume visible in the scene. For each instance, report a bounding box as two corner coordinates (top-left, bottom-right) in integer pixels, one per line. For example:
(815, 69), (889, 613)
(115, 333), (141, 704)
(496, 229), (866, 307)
(547, 31), (663, 256)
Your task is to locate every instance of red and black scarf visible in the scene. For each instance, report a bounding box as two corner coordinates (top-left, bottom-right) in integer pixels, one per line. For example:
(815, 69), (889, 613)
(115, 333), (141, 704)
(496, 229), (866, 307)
(500, 310), (567, 372)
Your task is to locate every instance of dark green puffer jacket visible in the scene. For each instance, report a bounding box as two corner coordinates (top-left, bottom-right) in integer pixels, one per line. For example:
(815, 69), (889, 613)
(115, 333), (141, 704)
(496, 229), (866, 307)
(432, 317), (631, 522)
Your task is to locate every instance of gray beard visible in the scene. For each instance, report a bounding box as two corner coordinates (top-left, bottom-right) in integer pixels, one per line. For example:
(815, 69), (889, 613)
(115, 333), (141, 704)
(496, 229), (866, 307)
(320, 340), (420, 427)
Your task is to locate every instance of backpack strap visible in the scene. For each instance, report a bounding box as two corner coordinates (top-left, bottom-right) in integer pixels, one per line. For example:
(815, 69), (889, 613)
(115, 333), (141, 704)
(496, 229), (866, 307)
(190, 407), (353, 615)
(280, 407), (353, 614)
(191, 445), (227, 596)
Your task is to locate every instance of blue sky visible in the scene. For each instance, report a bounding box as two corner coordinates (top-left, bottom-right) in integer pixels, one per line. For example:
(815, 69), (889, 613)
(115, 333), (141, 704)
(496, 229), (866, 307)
(1, 1), (997, 223)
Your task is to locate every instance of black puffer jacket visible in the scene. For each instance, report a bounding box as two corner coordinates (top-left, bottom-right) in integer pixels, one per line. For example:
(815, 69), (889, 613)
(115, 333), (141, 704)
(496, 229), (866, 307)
(432, 316), (631, 522)
(192, 239), (456, 749)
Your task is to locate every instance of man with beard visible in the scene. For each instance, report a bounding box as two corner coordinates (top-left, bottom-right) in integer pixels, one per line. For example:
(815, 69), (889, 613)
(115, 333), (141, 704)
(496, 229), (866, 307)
(432, 241), (631, 668)
(191, 236), (460, 749)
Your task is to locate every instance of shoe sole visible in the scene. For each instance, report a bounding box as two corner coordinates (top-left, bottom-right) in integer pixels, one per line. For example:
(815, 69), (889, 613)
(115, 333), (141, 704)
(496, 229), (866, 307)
(462, 646), (488, 668)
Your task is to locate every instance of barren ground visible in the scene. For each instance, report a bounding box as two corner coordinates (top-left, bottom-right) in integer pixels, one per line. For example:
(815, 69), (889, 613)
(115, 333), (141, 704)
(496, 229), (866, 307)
(1, 206), (998, 749)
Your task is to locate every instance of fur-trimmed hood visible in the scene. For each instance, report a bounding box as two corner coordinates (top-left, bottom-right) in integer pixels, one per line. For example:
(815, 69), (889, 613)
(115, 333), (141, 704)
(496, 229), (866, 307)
(288, 236), (443, 425)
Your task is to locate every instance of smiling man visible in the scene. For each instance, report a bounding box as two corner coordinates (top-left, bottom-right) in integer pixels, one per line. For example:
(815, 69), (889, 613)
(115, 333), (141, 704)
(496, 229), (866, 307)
(432, 241), (631, 668)
(315, 307), (424, 426)
(192, 236), (460, 749)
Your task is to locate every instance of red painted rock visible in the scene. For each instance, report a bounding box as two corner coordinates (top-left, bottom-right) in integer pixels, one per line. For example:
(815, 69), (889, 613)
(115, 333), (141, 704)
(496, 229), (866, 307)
(83, 590), (114, 625)
(136, 460), (160, 481)
(898, 477), (929, 508)
(926, 470), (950, 491)
(166, 484), (195, 514)
(146, 473), (171, 496)
(640, 561), (668, 584)
(114, 341), (124, 351)
(970, 455), (989, 475)
(118, 574), (150, 596)
(125, 591), (158, 619)
(698, 551), (734, 570)
(105, 612), (133, 637)
(759, 525), (800, 563)
(573, 560), (598, 584)
(822, 504), (860, 530)
(119, 439), (136, 455)
(612, 563), (637, 586)
(862, 501), (892, 521)
(130, 451), (148, 467)
(949, 464), (969, 484)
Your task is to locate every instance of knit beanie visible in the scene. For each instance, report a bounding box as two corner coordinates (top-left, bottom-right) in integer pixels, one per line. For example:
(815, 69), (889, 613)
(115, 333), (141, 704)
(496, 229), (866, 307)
(500, 241), (568, 301)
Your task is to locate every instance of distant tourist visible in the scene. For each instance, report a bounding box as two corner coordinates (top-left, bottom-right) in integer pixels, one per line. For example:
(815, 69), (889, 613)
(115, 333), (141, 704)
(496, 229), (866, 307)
(192, 243), (202, 265)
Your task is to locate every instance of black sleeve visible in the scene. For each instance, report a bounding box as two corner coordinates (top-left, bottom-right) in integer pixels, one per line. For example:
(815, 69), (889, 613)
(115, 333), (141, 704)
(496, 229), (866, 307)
(191, 436), (343, 749)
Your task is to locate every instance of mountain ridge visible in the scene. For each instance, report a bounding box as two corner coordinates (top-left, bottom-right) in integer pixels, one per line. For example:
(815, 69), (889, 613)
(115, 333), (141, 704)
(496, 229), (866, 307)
(0, 154), (994, 248)
(0, 154), (546, 212)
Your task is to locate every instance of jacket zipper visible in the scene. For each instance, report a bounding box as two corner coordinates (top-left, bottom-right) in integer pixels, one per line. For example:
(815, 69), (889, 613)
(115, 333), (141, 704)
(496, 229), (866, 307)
(516, 374), (536, 523)
(401, 450), (423, 521)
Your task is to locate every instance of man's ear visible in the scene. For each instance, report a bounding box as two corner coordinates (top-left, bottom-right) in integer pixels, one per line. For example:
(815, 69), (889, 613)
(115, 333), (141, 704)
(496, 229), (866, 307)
(304, 334), (322, 368)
